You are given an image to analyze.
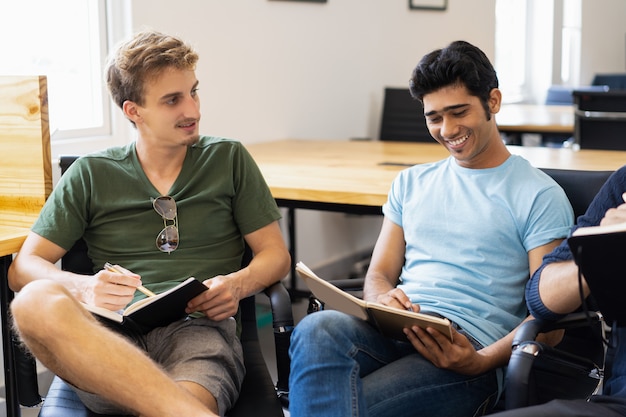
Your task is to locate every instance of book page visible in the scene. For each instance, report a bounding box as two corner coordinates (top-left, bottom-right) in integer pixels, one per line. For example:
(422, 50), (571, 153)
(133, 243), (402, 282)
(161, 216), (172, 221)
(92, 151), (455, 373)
(572, 221), (626, 237)
(296, 262), (369, 321)
(296, 262), (453, 342)
(366, 302), (453, 341)
(81, 277), (206, 330)
(82, 303), (123, 323)
(123, 277), (199, 316)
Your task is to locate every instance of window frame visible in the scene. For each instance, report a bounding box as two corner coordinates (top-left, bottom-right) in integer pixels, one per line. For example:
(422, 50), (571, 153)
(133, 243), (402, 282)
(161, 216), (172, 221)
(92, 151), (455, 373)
(495, 0), (581, 104)
(49, 0), (133, 157)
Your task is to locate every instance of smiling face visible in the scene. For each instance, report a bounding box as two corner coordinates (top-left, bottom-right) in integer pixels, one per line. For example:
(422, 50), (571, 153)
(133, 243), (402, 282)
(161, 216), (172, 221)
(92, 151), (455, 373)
(422, 83), (508, 169)
(123, 67), (201, 149)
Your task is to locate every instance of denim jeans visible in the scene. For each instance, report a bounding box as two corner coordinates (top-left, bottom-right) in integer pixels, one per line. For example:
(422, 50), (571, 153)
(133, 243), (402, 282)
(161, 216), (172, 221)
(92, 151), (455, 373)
(289, 310), (498, 417)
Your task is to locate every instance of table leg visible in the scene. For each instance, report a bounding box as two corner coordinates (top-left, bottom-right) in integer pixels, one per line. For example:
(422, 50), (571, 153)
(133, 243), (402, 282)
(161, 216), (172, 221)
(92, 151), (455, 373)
(1, 255), (20, 417)
(285, 208), (310, 299)
(287, 207), (296, 292)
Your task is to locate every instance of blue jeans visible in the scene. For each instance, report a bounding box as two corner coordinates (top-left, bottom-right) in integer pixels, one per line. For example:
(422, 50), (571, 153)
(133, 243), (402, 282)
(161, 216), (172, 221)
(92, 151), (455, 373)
(289, 310), (498, 417)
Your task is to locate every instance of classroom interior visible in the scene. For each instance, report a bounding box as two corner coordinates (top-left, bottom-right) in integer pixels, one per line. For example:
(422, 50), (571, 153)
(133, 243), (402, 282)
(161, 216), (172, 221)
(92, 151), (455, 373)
(2, 0), (626, 415)
(111, 0), (626, 281)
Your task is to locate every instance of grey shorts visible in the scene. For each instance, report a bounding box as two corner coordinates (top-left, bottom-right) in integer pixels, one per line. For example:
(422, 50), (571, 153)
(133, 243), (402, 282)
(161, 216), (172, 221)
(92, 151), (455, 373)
(71, 316), (245, 416)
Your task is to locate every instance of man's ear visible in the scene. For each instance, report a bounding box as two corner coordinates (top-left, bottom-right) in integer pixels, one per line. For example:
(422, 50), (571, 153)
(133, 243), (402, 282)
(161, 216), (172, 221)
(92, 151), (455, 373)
(122, 100), (141, 124)
(488, 88), (502, 114)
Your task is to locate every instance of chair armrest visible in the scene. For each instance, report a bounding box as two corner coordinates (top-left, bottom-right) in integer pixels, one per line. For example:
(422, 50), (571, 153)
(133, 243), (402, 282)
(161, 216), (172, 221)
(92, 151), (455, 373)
(261, 281), (293, 407)
(505, 311), (605, 410)
(512, 311), (604, 348)
(263, 281), (294, 330)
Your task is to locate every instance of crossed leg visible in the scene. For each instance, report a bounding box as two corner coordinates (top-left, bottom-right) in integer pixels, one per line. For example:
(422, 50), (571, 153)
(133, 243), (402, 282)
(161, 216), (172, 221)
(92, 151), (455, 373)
(11, 280), (219, 417)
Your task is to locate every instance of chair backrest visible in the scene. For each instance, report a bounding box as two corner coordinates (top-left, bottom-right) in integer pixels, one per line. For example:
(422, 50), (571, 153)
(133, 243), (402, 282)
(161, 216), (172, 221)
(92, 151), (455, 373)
(545, 85), (608, 105)
(539, 168), (613, 220)
(58, 157), (93, 274)
(379, 87), (432, 142)
(592, 73), (626, 90)
(573, 90), (626, 150)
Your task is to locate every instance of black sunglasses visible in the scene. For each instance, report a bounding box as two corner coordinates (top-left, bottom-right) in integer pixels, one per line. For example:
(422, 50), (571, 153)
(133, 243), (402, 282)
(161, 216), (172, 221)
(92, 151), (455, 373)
(152, 196), (179, 253)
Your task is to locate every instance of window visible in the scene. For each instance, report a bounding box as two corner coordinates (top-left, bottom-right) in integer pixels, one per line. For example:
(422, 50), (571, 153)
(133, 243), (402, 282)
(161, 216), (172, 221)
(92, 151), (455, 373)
(495, 0), (528, 103)
(0, 0), (131, 154)
(495, 0), (581, 104)
(560, 0), (582, 85)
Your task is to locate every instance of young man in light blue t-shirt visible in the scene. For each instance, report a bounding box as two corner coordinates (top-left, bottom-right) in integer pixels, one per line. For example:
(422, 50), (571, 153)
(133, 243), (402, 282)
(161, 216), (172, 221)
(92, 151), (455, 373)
(289, 40), (572, 417)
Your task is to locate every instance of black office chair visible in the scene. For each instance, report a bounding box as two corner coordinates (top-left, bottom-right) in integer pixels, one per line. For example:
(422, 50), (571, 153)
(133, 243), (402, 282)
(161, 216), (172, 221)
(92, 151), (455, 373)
(573, 89), (626, 150)
(4, 156), (293, 417)
(543, 85), (607, 147)
(307, 168), (613, 412)
(379, 87), (432, 143)
(502, 168), (613, 410)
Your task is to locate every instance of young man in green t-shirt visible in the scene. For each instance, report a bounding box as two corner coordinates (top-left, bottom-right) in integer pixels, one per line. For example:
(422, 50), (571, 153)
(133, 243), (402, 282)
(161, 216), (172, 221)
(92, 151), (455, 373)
(9, 30), (290, 417)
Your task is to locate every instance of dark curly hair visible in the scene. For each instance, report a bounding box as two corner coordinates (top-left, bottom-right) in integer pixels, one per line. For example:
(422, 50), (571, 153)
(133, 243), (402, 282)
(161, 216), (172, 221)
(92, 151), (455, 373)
(409, 41), (499, 120)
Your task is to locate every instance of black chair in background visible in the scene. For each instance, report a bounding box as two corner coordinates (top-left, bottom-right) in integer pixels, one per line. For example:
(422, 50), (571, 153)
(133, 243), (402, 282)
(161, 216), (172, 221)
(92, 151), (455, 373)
(546, 85), (610, 105)
(592, 73), (626, 91)
(542, 85), (608, 147)
(573, 90), (626, 150)
(3, 156), (293, 417)
(379, 87), (432, 142)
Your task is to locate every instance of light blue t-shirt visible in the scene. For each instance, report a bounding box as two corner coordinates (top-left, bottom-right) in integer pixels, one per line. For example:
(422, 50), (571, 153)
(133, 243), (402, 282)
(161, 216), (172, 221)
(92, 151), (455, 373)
(383, 155), (573, 348)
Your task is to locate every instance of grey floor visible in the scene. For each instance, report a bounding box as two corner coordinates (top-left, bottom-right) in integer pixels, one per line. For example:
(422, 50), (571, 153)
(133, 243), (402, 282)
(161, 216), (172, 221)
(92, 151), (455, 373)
(0, 294), (309, 417)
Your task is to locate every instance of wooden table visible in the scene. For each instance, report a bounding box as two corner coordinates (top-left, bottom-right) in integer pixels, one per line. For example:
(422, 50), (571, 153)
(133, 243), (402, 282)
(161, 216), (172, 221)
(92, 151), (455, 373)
(246, 138), (626, 292)
(0, 227), (30, 257)
(246, 138), (624, 209)
(497, 104), (574, 134)
(0, 76), (52, 417)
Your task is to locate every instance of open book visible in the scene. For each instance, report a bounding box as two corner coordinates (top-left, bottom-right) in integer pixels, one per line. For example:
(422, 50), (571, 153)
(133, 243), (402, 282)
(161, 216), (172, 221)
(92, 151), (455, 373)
(296, 262), (453, 341)
(568, 222), (626, 324)
(570, 221), (626, 237)
(83, 277), (208, 331)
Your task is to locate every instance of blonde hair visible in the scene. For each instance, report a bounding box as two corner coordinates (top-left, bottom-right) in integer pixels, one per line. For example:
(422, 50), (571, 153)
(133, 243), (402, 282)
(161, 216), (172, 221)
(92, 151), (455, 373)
(105, 30), (199, 109)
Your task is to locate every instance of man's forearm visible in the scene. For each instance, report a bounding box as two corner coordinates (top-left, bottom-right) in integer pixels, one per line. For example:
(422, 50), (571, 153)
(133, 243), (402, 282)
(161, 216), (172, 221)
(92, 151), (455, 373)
(362, 271), (396, 303)
(231, 245), (290, 299)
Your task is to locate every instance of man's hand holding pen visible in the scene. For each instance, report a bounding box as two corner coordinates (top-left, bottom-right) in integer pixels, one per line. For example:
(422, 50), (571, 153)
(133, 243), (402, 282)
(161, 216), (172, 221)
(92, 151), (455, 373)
(85, 262), (152, 312)
(104, 262), (155, 297)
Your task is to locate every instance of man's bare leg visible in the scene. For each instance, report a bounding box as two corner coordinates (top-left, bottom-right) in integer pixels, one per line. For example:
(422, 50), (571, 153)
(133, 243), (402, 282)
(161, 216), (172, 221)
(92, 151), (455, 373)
(11, 280), (219, 417)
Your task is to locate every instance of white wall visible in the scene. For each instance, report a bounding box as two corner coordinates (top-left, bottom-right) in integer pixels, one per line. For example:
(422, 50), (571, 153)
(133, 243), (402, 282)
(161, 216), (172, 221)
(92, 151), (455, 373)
(128, 0), (496, 271)
(579, 0), (626, 84)
(130, 0), (497, 143)
(127, 0), (626, 271)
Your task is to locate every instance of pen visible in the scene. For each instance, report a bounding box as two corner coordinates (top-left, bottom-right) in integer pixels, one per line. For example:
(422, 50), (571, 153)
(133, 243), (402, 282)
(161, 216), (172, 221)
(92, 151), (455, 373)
(104, 262), (156, 297)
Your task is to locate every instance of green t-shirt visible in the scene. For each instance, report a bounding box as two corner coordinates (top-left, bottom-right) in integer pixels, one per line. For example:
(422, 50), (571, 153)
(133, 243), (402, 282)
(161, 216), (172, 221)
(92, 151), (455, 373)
(33, 136), (281, 303)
